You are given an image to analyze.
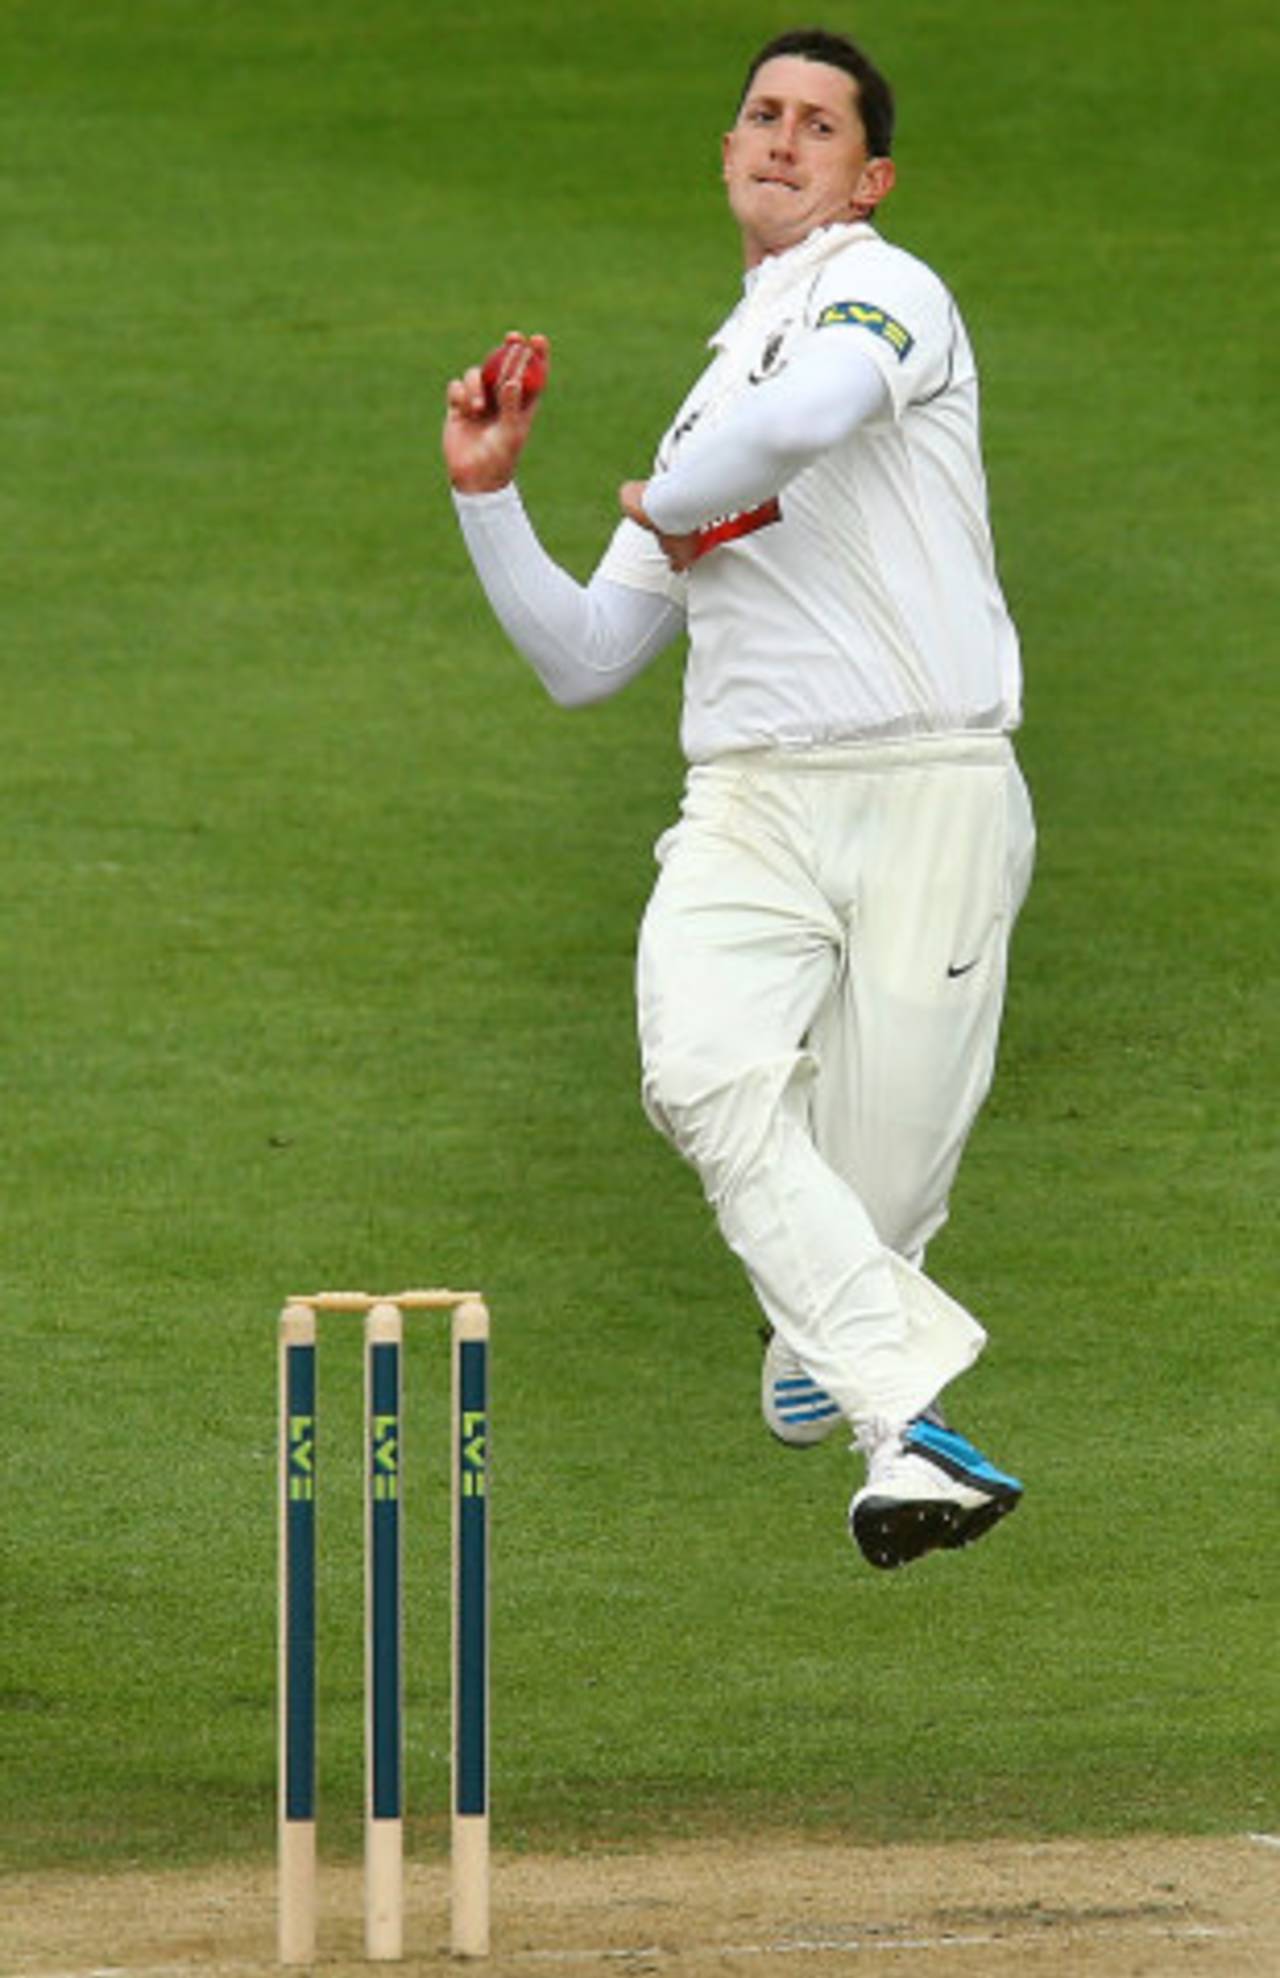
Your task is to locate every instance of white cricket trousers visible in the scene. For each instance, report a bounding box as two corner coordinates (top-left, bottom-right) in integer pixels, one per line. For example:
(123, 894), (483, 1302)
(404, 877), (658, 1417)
(636, 733), (1035, 1433)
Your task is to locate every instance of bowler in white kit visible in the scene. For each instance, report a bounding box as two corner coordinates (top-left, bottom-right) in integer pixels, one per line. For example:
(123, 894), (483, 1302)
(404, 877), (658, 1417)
(443, 28), (1035, 1570)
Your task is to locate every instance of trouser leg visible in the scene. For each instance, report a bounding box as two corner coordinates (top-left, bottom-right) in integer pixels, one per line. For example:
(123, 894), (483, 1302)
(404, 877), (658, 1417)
(635, 754), (1016, 1431)
(807, 749), (1036, 1264)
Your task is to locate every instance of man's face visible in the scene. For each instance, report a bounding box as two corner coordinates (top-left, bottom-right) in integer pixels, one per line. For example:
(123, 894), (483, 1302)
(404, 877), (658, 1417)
(722, 55), (894, 266)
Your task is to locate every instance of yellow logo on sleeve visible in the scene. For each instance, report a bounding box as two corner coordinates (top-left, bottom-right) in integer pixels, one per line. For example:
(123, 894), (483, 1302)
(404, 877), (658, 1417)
(816, 300), (914, 359)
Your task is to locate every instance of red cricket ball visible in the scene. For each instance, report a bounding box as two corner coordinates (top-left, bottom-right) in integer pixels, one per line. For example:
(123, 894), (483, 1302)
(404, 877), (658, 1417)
(480, 338), (547, 413)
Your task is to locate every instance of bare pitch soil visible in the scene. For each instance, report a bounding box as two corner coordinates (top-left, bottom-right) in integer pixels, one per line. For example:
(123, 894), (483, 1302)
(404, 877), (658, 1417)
(2, 1836), (1276, 1978)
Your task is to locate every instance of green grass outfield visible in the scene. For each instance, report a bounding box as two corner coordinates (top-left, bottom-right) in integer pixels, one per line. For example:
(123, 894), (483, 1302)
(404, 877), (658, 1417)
(3, 0), (1276, 1872)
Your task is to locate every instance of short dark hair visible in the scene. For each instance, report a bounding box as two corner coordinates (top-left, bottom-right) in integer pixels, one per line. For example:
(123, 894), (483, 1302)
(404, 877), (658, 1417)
(737, 27), (895, 158)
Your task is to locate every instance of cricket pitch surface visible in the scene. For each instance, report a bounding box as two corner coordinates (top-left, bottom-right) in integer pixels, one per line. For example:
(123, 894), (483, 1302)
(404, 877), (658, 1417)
(2, 1835), (1276, 1977)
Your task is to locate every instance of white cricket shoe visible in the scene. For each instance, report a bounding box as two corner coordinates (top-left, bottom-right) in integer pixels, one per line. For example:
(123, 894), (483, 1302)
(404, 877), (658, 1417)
(850, 1418), (1023, 1569)
(760, 1328), (844, 1446)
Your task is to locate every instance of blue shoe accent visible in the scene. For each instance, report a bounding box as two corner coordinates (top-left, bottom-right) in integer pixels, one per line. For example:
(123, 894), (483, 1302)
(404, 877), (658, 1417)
(901, 1419), (1022, 1499)
(772, 1376), (841, 1425)
(760, 1327), (844, 1446)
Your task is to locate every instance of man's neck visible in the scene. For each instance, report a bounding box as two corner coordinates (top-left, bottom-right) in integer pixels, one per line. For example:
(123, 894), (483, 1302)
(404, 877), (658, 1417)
(740, 216), (873, 274)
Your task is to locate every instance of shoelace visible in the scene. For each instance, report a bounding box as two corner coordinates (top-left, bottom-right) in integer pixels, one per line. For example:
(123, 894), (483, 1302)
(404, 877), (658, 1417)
(853, 1415), (899, 1462)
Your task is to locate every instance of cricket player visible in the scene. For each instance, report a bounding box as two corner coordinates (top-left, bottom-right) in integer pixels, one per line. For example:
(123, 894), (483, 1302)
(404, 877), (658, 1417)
(443, 28), (1035, 1570)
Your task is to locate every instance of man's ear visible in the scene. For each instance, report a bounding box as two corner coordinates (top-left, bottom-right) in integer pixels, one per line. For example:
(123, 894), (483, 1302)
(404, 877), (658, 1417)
(853, 156), (897, 216)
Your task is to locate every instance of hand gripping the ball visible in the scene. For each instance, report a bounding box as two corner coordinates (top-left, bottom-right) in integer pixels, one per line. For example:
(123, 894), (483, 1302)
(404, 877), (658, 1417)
(480, 332), (549, 412)
(443, 331), (550, 495)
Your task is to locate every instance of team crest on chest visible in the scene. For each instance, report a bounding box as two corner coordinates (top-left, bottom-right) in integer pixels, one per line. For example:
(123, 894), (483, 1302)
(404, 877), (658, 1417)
(749, 322), (793, 385)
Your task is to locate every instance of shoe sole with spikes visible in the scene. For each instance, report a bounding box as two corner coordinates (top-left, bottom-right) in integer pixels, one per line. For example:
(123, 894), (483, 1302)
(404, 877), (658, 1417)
(850, 1420), (1022, 1570)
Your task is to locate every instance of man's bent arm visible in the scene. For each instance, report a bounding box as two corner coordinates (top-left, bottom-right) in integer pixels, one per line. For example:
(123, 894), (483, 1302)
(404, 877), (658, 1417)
(644, 333), (888, 537)
(453, 486), (684, 708)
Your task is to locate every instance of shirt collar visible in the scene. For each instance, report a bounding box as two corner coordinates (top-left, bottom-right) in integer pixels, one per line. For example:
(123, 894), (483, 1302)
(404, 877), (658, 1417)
(710, 222), (879, 348)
